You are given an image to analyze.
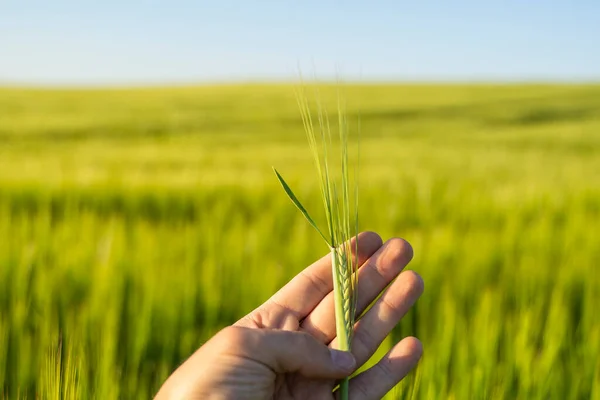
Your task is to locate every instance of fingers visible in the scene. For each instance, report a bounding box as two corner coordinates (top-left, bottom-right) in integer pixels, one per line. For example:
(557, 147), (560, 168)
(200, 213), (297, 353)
(221, 327), (357, 379)
(331, 269), (423, 366)
(349, 337), (422, 400)
(301, 238), (413, 343)
(260, 232), (382, 322)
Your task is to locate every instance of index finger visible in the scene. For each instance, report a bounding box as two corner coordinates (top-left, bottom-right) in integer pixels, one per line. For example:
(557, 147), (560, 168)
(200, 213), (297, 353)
(266, 231), (383, 321)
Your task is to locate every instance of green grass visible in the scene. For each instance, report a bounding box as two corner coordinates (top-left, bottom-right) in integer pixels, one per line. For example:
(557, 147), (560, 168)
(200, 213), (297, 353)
(0, 84), (599, 399)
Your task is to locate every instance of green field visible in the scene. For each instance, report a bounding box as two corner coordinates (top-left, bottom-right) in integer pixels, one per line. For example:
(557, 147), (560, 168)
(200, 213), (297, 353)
(1, 84), (599, 399)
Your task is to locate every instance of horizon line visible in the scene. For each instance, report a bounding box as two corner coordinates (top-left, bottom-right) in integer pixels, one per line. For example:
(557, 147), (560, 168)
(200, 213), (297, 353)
(2, 77), (600, 90)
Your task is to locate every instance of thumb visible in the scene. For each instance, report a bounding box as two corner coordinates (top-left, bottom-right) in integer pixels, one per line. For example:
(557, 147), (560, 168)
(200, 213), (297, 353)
(223, 327), (356, 379)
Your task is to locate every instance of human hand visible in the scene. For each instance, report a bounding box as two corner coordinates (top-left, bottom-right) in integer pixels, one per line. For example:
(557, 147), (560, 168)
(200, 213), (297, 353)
(155, 232), (424, 400)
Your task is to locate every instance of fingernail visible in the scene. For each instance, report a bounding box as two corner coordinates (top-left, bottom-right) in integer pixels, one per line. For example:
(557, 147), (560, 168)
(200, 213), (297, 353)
(330, 349), (356, 371)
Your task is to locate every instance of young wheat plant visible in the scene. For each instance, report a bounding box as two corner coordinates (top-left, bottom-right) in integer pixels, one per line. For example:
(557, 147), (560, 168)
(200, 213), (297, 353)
(273, 86), (359, 399)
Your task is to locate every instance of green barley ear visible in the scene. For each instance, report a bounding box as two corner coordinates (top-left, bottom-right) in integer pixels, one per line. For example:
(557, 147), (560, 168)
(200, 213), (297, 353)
(273, 83), (359, 400)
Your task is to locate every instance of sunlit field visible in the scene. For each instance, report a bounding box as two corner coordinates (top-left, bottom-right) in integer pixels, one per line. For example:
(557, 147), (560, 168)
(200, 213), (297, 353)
(1, 84), (599, 399)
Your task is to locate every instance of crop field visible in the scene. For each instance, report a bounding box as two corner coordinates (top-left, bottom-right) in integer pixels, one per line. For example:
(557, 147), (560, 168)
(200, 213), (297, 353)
(0, 84), (599, 399)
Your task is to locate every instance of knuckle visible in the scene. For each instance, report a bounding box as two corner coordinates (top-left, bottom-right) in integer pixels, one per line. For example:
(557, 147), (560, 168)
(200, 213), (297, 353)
(299, 269), (330, 296)
(380, 271), (424, 318)
(300, 316), (333, 344)
(352, 379), (372, 399)
(380, 294), (401, 316)
(294, 331), (329, 360)
(251, 302), (300, 330)
(217, 326), (251, 350)
(296, 330), (316, 348)
(375, 358), (396, 381)
(353, 324), (378, 360)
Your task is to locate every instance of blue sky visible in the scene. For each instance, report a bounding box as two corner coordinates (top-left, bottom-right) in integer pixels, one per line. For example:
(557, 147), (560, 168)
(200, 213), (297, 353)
(1, 1), (599, 85)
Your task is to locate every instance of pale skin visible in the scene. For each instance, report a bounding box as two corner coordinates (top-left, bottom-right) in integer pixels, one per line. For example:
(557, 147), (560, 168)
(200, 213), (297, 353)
(155, 232), (424, 400)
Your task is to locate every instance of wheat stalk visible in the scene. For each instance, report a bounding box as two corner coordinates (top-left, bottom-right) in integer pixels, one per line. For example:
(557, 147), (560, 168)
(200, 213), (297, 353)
(273, 84), (359, 399)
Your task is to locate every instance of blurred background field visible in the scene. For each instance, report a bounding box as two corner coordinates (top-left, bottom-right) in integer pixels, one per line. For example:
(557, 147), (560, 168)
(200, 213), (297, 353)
(0, 84), (599, 398)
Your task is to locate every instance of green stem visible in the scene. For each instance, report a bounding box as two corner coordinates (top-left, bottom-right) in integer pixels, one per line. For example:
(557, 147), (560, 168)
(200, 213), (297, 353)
(331, 247), (350, 400)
